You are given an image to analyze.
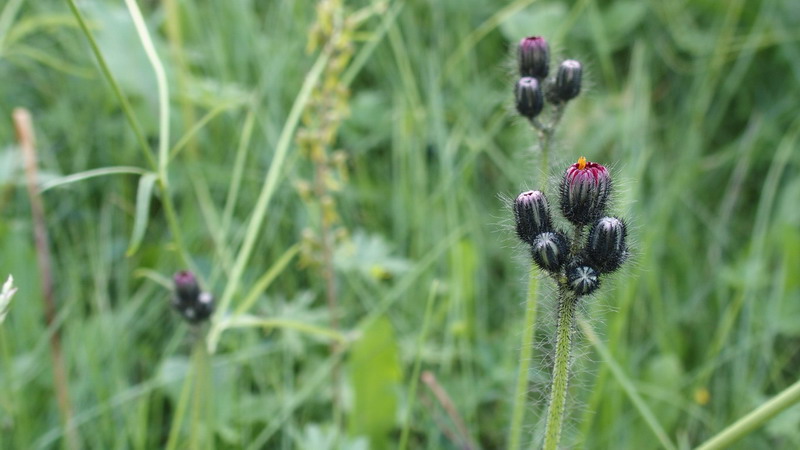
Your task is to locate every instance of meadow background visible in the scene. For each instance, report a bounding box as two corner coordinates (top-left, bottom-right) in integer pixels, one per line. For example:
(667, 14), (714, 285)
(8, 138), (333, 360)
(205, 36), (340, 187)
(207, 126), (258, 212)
(1, 0), (800, 448)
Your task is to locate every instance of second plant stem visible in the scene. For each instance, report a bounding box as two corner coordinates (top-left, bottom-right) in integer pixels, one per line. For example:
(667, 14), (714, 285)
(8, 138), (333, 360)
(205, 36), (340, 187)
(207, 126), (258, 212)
(508, 106), (565, 450)
(543, 287), (577, 450)
(507, 268), (539, 450)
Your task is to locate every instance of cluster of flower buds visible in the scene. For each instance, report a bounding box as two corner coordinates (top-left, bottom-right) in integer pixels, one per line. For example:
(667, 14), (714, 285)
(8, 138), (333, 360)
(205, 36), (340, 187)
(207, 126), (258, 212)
(172, 271), (214, 324)
(514, 157), (627, 297)
(514, 36), (583, 121)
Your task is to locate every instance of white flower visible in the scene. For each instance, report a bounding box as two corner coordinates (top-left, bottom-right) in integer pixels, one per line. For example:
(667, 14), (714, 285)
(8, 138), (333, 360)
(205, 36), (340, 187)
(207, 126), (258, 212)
(0, 275), (17, 323)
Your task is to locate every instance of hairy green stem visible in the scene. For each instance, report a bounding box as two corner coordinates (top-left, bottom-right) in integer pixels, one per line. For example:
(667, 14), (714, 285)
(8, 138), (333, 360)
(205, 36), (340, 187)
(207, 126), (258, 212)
(508, 101), (566, 450)
(543, 288), (577, 450)
(507, 267), (539, 450)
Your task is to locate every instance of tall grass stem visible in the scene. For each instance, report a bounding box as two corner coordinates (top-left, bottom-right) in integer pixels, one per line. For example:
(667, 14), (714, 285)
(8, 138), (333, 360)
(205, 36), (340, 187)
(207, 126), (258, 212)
(507, 268), (539, 450)
(696, 378), (800, 450)
(399, 280), (439, 450)
(211, 51), (330, 346)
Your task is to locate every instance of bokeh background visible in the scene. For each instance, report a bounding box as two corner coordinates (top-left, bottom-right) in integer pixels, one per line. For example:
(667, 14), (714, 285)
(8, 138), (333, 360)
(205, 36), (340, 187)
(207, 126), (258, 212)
(1, 0), (799, 448)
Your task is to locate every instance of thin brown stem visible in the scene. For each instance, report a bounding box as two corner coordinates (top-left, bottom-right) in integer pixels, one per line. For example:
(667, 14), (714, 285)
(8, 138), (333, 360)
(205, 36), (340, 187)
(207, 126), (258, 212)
(14, 108), (80, 450)
(316, 162), (341, 410)
(421, 370), (476, 450)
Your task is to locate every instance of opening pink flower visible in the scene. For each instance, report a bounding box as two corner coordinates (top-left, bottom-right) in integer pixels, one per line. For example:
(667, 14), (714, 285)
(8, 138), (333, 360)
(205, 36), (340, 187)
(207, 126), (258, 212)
(559, 157), (611, 225)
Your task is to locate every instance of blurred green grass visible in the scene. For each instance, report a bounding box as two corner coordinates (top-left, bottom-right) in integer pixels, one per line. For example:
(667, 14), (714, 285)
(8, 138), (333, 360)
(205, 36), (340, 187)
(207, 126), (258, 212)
(1, 0), (800, 448)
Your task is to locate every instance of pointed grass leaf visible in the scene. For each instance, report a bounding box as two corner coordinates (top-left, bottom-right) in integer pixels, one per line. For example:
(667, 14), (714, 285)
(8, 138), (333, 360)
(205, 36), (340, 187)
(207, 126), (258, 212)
(127, 172), (157, 256)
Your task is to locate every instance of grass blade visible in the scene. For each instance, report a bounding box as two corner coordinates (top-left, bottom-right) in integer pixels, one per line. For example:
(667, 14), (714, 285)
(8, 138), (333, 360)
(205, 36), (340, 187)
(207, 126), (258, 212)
(126, 172), (157, 256)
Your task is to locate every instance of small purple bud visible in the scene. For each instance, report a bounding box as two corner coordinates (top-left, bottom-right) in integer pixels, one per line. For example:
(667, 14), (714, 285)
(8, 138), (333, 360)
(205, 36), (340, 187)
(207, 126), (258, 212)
(531, 231), (569, 273)
(586, 217), (628, 273)
(552, 59), (582, 103)
(518, 36), (549, 79)
(567, 263), (600, 296)
(515, 77), (544, 120)
(172, 271), (214, 324)
(514, 190), (553, 244)
(559, 157), (611, 226)
(174, 270), (200, 304)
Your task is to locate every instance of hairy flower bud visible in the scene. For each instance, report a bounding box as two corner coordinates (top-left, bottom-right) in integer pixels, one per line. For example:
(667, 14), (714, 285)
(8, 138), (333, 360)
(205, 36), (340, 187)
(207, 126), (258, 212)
(174, 271), (200, 304)
(515, 77), (544, 120)
(172, 271), (214, 324)
(566, 263), (600, 296)
(586, 217), (628, 273)
(518, 36), (549, 79)
(560, 157), (611, 226)
(514, 190), (553, 244)
(531, 231), (569, 273)
(551, 59), (582, 103)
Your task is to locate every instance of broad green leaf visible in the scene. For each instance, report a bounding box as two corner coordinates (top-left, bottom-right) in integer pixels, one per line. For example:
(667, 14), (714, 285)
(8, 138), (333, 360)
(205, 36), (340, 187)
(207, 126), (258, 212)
(349, 317), (401, 449)
(127, 172), (157, 256)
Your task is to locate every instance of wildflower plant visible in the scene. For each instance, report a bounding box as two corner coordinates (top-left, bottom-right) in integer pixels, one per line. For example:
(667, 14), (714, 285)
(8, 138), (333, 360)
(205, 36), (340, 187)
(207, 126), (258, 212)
(518, 157), (629, 448)
(507, 36), (629, 450)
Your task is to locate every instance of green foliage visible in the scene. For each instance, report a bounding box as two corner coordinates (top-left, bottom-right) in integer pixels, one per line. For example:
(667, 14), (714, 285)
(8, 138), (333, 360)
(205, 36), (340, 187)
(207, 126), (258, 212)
(349, 317), (402, 449)
(0, 0), (799, 448)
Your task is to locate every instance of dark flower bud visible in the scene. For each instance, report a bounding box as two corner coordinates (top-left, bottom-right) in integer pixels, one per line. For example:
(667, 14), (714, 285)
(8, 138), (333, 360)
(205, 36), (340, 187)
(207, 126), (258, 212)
(551, 59), (582, 103)
(515, 77), (544, 120)
(586, 217), (628, 273)
(566, 263), (600, 296)
(531, 231), (569, 273)
(559, 157), (611, 226)
(172, 271), (214, 324)
(518, 36), (549, 79)
(514, 190), (553, 244)
(174, 271), (200, 304)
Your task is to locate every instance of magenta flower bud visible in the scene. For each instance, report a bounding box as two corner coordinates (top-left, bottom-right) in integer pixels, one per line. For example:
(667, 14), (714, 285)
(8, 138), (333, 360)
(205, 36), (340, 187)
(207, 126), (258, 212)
(174, 270), (200, 303)
(514, 190), (553, 244)
(518, 36), (549, 79)
(559, 157), (611, 226)
(531, 231), (569, 273)
(586, 216), (627, 273)
(552, 59), (582, 103)
(566, 263), (600, 296)
(172, 271), (214, 324)
(515, 77), (544, 120)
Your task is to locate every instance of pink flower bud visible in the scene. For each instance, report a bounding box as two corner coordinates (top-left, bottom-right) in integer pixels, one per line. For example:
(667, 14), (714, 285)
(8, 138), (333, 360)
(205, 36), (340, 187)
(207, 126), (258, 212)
(559, 157), (611, 226)
(518, 36), (550, 79)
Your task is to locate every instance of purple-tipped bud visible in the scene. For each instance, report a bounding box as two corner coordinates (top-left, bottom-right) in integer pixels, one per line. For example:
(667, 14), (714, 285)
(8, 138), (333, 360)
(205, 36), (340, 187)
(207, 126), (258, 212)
(567, 263), (600, 296)
(551, 59), (582, 103)
(172, 271), (214, 324)
(586, 217), (628, 273)
(174, 271), (200, 304)
(515, 77), (544, 120)
(518, 36), (549, 79)
(531, 231), (569, 273)
(559, 157), (611, 226)
(514, 190), (553, 244)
